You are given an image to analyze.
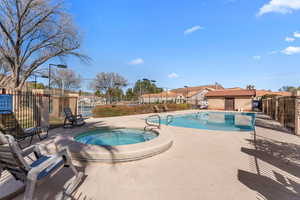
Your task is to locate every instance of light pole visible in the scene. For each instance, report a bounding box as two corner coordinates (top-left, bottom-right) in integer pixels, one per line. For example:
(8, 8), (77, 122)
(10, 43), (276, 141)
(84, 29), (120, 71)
(47, 64), (68, 112)
(151, 80), (156, 104)
(115, 82), (122, 103)
(48, 64), (68, 93)
(184, 86), (189, 104)
(166, 88), (168, 103)
(142, 78), (149, 104)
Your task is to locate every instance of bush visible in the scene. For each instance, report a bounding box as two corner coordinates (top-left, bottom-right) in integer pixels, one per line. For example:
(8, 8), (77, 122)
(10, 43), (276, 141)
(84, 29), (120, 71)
(92, 104), (192, 118)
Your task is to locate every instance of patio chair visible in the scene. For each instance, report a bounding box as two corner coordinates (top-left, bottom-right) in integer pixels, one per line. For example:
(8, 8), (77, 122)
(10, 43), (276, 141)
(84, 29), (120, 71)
(153, 105), (161, 113)
(162, 105), (169, 112)
(1, 126), (49, 148)
(0, 132), (84, 200)
(63, 107), (85, 128)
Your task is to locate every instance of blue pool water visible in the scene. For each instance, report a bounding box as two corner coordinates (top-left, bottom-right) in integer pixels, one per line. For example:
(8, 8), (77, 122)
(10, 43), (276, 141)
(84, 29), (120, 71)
(74, 128), (158, 146)
(154, 112), (255, 131)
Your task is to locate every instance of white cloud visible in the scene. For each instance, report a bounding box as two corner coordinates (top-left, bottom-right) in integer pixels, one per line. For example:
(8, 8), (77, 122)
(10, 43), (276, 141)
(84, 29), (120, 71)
(294, 31), (300, 38)
(184, 25), (203, 35)
(168, 73), (179, 78)
(281, 46), (300, 55)
(128, 58), (144, 65)
(257, 0), (300, 16)
(253, 56), (261, 60)
(285, 37), (295, 42)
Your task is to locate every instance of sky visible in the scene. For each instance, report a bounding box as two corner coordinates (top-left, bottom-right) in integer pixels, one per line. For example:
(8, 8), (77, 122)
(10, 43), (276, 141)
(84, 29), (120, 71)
(64, 0), (300, 91)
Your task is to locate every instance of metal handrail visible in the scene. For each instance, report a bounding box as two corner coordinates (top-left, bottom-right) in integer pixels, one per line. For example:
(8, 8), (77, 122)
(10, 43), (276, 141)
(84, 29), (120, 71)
(166, 115), (174, 125)
(145, 114), (161, 130)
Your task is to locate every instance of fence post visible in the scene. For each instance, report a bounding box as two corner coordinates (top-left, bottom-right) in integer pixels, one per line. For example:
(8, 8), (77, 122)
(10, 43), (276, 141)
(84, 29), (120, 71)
(295, 96), (300, 136)
(40, 95), (49, 127)
(275, 96), (279, 121)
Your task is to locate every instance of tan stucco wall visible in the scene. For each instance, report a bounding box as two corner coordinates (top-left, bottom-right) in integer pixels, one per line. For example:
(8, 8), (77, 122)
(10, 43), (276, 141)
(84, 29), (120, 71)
(50, 96), (78, 119)
(207, 96), (253, 111)
(207, 97), (225, 110)
(235, 97), (253, 111)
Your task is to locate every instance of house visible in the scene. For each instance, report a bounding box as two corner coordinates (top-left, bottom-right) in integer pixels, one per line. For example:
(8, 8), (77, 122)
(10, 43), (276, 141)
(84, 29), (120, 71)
(140, 84), (224, 104)
(185, 88), (214, 105)
(205, 89), (256, 111)
(140, 91), (185, 104)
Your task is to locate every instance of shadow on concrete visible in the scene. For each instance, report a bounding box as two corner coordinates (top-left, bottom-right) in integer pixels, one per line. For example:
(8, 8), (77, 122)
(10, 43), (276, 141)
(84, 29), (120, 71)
(255, 118), (292, 134)
(243, 134), (300, 177)
(238, 169), (300, 200)
(12, 166), (88, 200)
(238, 129), (300, 200)
(7, 120), (120, 199)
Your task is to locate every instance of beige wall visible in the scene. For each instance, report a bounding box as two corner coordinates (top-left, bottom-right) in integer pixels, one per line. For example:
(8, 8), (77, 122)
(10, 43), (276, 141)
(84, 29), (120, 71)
(235, 97), (253, 111)
(207, 97), (225, 110)
(50, 96), (78, 119)
(207, 96), (253, 111)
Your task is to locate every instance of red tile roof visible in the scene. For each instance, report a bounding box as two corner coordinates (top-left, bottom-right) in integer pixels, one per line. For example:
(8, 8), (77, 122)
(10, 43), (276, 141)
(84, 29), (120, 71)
(170, 84), (224, 94)
(205, 89), (256, 97)
(141, 91), (184, 98)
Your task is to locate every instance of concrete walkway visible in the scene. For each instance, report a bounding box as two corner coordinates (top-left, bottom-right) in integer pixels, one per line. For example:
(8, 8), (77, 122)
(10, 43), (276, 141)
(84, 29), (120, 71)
(4, 110), (300, 200)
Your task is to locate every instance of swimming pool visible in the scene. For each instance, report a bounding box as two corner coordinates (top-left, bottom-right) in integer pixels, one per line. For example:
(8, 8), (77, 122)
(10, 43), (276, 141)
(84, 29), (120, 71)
(74, 128), (158, 146)
(156, 112), (255, 131)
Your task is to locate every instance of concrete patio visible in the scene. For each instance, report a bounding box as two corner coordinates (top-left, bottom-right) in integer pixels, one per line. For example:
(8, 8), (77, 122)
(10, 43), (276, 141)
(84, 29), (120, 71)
(1, 110), (300, 200)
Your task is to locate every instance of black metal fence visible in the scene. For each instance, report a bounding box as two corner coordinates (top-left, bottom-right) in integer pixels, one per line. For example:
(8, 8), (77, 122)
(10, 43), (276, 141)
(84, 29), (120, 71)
(0, 89), (47, 139)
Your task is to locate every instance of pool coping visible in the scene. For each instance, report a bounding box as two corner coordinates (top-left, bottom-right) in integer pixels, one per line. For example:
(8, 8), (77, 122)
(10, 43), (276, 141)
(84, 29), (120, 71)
(47, 125), (173, 163)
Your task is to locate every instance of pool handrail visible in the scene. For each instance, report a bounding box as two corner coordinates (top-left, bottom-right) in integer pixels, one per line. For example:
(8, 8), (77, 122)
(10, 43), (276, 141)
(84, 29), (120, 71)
(145, 114), (161, 130)
(166, 115), (174, 126)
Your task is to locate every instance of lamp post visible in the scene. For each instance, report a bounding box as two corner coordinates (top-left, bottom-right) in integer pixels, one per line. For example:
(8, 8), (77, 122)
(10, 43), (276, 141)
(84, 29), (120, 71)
(151, 80), (156, 104)
(184, 85), (189, 104)
(142, 78), (149, 104)
(166, 88), (168, 103)
(138, 80), (142, 104)
(48, 64), (68, 93)
(114, 82), (122, 103)
(47, 64), (68, 112)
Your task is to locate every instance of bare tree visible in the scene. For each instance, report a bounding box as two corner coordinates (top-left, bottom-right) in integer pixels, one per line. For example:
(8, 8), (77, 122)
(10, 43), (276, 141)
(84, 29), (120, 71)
(0, 0), (88, 89)
(91, 72), (128, 92)
(51, 68), (81, 90)
(91, 72), (128, 103)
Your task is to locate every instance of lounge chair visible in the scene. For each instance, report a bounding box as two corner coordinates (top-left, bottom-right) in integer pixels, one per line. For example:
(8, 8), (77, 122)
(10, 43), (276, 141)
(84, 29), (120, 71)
(1, 126), (49, 148)
(162, 105), (169, 112)
(0, 131), (83, 200)
(63, 107), (85, 128)
(153, 105), (161, 113)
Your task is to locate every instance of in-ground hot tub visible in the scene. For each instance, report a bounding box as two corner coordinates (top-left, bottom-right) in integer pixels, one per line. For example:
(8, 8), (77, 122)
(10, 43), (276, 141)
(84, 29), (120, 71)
(55, 127), (173, 163)
(74, 128), (158, 146)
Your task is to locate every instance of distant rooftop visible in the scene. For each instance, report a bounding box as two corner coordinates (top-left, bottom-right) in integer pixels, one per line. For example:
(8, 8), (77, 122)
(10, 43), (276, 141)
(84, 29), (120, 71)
(205, 89), (256, 97)
(256, 90), (292, 97)
(170, 84), (224, 94)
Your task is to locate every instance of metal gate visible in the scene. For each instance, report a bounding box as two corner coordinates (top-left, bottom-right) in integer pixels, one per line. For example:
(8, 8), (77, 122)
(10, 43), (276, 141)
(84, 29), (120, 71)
(78, 96), (106, 117)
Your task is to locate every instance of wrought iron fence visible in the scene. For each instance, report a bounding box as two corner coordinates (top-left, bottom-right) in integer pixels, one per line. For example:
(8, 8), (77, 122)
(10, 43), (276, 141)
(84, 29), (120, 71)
(0, 89), (47, 139)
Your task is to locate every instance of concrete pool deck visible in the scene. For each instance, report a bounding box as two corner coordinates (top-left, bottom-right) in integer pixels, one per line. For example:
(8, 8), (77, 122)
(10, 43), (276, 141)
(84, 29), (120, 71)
(2, 110), (300, 200)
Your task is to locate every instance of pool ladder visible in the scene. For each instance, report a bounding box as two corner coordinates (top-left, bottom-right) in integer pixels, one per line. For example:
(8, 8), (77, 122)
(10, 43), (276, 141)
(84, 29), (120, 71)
(145, 115), (161, 131)
(166, 115), (174, 126)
